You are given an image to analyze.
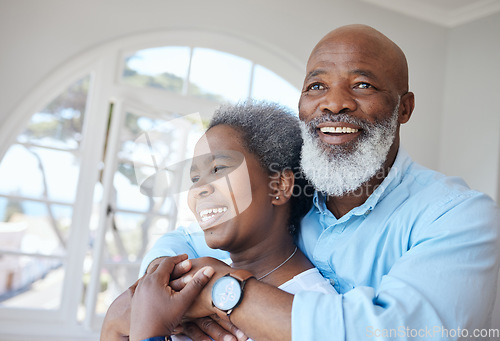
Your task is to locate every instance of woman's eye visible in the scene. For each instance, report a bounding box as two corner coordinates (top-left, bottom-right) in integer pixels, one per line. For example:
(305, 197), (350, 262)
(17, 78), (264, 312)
(190, 175), (200, 183)
(212, 165), (227, 174)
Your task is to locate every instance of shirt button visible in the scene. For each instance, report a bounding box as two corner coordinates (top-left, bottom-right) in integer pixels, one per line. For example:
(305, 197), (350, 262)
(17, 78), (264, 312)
(364, 210), (371, 216)
(329, 278), (335, 286)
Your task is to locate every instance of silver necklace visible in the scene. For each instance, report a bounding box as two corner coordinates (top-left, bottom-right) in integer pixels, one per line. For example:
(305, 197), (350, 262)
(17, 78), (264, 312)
(257, 246), (298, 281)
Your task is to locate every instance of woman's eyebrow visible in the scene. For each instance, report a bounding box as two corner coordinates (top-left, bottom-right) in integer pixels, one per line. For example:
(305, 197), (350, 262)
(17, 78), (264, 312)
(189, 152), (234, 172)
(211, 153), (233, 161)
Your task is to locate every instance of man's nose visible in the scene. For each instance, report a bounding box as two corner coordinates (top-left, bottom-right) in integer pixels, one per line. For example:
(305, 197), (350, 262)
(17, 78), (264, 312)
(319, 87), (357, 115)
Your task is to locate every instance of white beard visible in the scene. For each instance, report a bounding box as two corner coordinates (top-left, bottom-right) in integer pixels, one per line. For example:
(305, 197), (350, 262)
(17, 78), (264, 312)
(300, 105), (399, 197)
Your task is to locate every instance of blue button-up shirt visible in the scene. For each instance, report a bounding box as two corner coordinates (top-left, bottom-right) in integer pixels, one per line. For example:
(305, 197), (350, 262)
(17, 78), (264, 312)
(141, 148), (500, 340)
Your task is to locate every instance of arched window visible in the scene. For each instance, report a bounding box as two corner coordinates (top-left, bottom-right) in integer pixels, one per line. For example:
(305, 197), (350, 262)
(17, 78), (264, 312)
(122, 46), (299, 110)
(0, 30), (302, 339)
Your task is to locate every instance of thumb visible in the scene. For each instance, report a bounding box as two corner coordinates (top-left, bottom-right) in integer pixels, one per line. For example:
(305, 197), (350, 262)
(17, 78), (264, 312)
(177, 266), (214, 303)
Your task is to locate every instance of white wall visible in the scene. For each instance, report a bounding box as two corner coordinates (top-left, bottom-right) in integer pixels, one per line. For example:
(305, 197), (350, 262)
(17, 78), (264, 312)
(440, 12), (500, 201)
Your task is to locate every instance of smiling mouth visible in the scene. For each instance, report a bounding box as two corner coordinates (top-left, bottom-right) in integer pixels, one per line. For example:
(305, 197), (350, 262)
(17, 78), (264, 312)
(319, 126), (359, 134)
(199, 207), (228, 222)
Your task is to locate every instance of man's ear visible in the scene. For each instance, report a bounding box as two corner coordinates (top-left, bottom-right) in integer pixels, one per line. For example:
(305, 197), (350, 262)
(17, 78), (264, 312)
(398, 91), (415, 124)
(270, 169), (295, 206)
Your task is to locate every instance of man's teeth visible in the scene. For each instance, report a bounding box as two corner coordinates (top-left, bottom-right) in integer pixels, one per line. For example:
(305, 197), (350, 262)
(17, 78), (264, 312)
(320, 127), (359, 133)
(200, 207), (228, 222)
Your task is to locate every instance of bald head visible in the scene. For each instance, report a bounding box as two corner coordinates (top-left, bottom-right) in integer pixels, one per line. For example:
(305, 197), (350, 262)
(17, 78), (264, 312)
(310, 24), (410, 94)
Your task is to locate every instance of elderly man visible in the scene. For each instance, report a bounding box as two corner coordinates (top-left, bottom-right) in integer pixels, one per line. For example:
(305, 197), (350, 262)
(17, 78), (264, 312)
(106, 24), (500, 341)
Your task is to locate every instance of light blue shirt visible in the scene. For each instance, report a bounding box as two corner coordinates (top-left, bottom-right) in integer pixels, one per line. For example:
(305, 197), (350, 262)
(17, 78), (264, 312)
(141, 148), (500, 340)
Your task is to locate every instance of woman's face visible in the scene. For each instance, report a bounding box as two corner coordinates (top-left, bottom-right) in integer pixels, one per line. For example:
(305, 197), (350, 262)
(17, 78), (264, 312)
(187, 125), (276, 251)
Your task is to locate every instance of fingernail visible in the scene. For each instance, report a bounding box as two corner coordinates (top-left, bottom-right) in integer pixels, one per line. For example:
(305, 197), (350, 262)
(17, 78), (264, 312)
(223, 335), (236, 341)
(236, 329), (245, 339)
(183, 275), (193, 284)
(180, 260), (190, 269)
(203, 267), (214, 277)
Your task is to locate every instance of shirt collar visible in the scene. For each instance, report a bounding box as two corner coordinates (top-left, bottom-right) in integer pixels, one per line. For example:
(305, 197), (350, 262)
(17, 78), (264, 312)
(312, 146), (413, 217)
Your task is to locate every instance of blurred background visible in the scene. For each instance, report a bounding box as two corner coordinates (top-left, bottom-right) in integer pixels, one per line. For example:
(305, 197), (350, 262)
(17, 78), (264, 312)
(0, 0), (499, 339)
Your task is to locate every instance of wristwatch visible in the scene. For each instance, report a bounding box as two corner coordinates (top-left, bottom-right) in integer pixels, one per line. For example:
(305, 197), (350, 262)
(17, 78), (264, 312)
(211, 269), (254, 321)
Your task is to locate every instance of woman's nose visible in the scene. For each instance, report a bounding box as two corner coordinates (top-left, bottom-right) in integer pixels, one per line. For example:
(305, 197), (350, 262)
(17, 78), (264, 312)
(191, 181), (214, 198)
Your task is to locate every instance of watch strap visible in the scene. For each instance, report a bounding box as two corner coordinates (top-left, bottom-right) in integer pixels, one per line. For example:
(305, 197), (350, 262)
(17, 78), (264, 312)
(230, 269), (254, 283)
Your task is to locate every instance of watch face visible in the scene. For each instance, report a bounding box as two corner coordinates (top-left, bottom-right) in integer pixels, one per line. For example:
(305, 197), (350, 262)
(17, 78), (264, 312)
(212, 276), (242, 311)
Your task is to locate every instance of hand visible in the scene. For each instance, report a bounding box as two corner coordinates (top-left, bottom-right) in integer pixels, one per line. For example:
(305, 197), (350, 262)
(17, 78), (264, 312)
(129, 254), (215, 341)
(170, 257), (234, 319)
(170, 257), (248, 341)
(101, 280), (138, 341)
(101, 256), (173, 340)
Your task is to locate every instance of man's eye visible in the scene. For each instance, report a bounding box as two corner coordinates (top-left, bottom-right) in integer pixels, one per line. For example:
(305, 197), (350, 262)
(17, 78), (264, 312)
(356, 83), (373, 89)
(306, 83), (325, 91)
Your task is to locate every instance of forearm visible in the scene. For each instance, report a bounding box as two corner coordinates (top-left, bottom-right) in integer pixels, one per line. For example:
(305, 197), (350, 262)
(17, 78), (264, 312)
(230, 278), (293, 341)
(100, 327), (127, 341)
(100, 316), (129, 341)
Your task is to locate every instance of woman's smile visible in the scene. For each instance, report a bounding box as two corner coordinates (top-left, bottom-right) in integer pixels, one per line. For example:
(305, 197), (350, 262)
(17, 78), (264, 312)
(197, 205), (228, 228)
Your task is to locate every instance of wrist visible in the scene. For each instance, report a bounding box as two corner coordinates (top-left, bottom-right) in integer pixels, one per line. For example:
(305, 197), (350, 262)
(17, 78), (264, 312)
(130, 318), (174, 341)
(211, 270), (255, 322)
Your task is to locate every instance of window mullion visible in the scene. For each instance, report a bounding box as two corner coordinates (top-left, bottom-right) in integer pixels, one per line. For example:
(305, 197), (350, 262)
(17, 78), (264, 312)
(82, 98), (125, 330)
(59, 58), (115, 329)
(248, 62), (256, 100)
(184, 46), (194, 96)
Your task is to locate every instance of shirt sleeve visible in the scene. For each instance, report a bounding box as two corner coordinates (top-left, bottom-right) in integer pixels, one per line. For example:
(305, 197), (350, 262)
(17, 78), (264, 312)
(291, 192), (500, 340)
(139, 223), (229, 276)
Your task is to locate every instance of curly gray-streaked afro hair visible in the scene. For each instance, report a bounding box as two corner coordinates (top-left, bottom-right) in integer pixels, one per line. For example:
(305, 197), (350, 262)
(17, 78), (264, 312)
(207, 100), (313, 236)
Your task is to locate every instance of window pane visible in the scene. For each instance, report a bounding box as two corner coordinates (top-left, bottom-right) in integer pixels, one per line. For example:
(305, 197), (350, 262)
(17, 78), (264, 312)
(87, 213), (171, 316)
(174, 190), (198, 228)
(0, 198), (70, 309)
(0, 198), (71, 255)
(17, 75), (89, 150)
(94, 214), (168, 315)
(114, 162), (178, 215)
(120, 112), (181, 164)
(251, 65), (300, 113)
(116, 111), (196, 214)
(93, 263), (139, 316)
(0, 145), (80, 203)
(105, 212), (147, 261)
(189, 48), (252, 102)
(0, 252), (64, 310)
(122, 46), (191, 93)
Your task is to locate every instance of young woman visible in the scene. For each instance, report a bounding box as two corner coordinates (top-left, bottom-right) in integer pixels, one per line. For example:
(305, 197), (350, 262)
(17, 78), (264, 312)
(102, 101), (335, 341)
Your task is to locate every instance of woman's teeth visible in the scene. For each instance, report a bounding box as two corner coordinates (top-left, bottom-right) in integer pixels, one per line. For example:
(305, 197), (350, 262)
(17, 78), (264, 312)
(200, 207), (228, 222)
(320, 127), (359, 133)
